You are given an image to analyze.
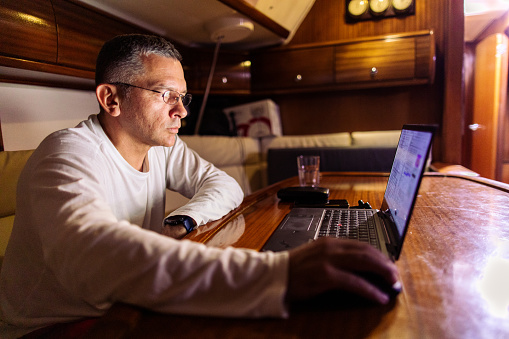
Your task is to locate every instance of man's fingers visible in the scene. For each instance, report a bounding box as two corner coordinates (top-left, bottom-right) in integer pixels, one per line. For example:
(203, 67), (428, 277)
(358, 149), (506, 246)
(329, 269), (393, 304)
(317, 238), (399, 283)
(287, 237), (400, 303)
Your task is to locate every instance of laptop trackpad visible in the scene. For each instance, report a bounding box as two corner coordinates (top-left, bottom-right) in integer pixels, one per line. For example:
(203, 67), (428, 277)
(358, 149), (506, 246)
(281, 214), (314, 231)
(262, 214), (318, 252)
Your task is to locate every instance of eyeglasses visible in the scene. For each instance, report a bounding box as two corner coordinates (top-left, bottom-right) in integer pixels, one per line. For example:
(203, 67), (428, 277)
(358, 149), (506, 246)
(110, 82), (192, 107)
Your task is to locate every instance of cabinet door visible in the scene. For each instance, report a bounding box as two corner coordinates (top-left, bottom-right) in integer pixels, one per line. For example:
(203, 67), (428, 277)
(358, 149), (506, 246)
(334, 34), (434, 86)
(251, 46), (334, 90)
(335, 39), (415, 83)
(470, 34), (508, 181)
(197, 52), (251, 93)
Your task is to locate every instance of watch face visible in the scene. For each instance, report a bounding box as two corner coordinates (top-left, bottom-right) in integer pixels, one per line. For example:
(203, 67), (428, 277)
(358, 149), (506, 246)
(348, 0), (369, 17)
(392, 0), (413, 11)
(369, 0), (390, 14)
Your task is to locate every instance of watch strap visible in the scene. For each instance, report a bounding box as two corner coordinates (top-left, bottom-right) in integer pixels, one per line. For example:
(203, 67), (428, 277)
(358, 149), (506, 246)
(164, 215), (195, 234)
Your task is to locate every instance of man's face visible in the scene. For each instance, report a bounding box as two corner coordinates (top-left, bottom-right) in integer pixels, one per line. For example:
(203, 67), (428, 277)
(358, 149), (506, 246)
(118, 54), (188, 148)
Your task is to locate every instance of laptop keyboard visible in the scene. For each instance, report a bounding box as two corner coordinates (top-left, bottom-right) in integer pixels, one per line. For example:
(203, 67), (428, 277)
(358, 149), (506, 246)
(318, 209), (380, 249)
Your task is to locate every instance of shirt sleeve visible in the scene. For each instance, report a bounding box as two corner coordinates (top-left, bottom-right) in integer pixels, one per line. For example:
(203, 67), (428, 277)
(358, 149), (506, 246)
(164, 135), (244, 226)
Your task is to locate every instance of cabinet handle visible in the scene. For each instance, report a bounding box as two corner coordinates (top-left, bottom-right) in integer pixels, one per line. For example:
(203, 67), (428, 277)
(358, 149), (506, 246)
(469, 123), (481, 131)
(370, 67), (378, 78)
(222, 77), (228, 84)
(294, 74), (303, 82)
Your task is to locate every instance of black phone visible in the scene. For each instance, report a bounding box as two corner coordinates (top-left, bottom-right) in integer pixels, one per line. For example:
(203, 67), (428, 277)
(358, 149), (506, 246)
(294, 199), (350, 208)
(277, 186), (330, 204)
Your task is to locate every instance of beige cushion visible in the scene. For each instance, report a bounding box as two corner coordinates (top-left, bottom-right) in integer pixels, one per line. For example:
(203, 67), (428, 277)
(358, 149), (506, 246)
(180, 135), (260, 167)
(0, 150), (33, 217)
(0, 215), (15, 265)
(0, 150), (34, 267)
(351, 130), (401, 147)
(165, 136), (264, 213)
(179, 135), (263, 193)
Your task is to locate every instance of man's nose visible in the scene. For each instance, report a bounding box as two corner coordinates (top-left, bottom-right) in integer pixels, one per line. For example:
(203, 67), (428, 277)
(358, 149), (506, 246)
(170, 101), (188, 119)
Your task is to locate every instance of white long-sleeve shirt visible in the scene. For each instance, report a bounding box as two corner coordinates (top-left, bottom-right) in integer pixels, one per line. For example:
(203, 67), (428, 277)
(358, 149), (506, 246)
(0, 115), (289, 338)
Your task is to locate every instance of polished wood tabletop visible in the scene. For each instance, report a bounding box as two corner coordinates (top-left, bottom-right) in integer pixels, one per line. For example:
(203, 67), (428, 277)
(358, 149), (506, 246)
(86, 172), (509, 339)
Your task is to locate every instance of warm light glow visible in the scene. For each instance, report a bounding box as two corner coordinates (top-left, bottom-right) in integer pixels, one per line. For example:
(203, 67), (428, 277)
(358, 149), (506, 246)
(496, 43), (507, 56)
(477, 242), (509, 317)
(465, 0), (509, 15)
(4, 8), (50, 27)
(352, 182), (387, 191)
(17, 13), (49, 26)
(241, 60), (251, 67)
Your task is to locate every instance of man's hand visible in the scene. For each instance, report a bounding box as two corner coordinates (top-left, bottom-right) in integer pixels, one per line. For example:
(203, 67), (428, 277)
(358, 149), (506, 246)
(162, 225), (188, 239)
(286, 237), (400, 305)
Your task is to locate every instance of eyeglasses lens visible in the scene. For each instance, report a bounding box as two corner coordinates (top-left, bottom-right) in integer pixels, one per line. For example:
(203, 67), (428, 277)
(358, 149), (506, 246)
(182, 94), (192, 107)
(164, 91), (192, 107)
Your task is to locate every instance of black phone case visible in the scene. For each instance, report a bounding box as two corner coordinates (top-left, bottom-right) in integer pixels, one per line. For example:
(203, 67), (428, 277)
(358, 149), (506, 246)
(277, 186), (330, 203)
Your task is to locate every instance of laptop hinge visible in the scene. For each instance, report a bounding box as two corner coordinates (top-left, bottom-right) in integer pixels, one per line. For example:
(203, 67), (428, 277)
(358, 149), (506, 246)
(377, 209), (398, 255)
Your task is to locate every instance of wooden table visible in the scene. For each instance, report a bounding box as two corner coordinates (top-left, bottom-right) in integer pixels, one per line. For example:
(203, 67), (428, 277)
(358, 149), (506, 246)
(86, 172), (509, 339)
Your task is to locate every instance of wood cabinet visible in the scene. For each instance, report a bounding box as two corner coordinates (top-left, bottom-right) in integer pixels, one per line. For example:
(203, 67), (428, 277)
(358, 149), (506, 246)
(53, 0), (147, 71)
(250, 47), (334, 90)
(334, 31), (435, 87)
(0, 0), (149, 88)
(251, 30), (435, 93)
(190, 51), (251, 94)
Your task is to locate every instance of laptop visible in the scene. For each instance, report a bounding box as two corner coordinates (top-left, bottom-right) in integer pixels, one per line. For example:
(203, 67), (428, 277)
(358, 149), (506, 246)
(262, 124), (436, 261)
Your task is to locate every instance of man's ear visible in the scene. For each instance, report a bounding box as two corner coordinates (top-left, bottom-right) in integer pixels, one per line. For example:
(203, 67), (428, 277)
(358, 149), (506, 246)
(96, 84), (121, 117)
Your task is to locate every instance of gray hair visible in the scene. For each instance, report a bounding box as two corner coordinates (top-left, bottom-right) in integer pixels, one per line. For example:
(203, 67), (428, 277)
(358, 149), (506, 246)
(95, 34), (182, 86)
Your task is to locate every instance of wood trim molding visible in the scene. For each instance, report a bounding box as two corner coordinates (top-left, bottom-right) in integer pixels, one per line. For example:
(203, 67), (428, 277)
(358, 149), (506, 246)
(0, 56), (95, 90)
(442, 0), (465, 165)
(475, 9), (509, 43)
(256, 29), (434, 52)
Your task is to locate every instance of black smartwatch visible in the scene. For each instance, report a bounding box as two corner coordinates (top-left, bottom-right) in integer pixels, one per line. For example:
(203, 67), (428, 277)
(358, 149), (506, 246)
(164, 215), (195, 234)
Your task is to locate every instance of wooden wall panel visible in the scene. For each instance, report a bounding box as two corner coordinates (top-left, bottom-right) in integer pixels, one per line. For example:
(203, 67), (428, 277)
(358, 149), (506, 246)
(54, 0), (149, 71)
(290, 0), (444, 49)
(0, 0), (57, 63)
(442, 0), (466, 166)
(503, 164), (509, 183)
(505, 100), (509, 161)
(274, 85), (442, 135)
(462, 44), (476, 169)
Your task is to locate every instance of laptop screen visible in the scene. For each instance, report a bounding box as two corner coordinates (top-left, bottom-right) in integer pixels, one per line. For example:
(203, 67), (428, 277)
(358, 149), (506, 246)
(382, 126), (434, 238)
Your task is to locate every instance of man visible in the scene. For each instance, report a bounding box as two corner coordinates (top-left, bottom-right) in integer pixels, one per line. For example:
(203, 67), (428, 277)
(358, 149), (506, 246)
(0, 34), (398, 338)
